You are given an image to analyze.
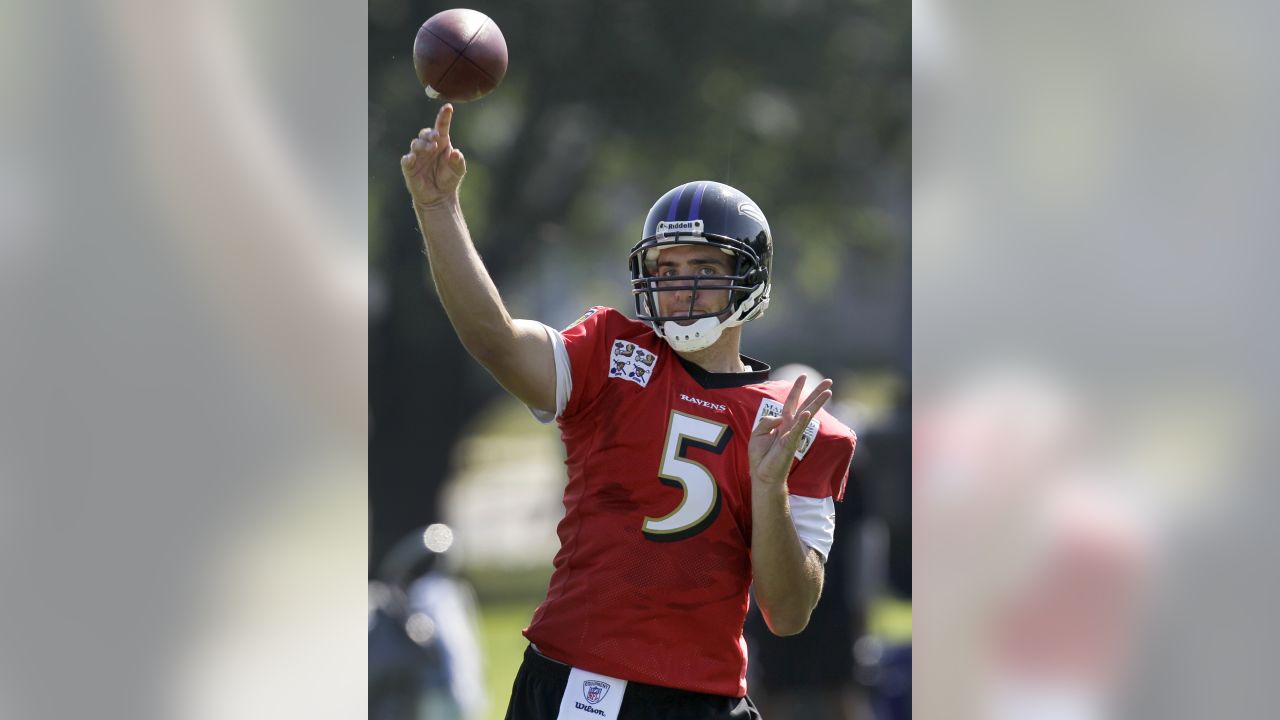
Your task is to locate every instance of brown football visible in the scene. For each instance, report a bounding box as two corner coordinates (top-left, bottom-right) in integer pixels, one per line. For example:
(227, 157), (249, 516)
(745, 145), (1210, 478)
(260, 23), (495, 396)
(412, 9), (508, 103)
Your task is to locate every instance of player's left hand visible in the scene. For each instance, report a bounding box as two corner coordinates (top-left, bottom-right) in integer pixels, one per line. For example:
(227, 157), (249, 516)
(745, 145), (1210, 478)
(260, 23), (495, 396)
(749, 375), (833, 489)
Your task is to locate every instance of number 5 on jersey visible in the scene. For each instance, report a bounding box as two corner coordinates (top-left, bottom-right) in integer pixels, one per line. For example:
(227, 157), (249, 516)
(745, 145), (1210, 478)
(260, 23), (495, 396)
(642, 411), (733, 542)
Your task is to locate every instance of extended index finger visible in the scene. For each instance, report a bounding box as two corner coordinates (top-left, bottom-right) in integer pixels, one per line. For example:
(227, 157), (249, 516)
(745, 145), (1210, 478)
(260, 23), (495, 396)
(435, 103), (454, 144)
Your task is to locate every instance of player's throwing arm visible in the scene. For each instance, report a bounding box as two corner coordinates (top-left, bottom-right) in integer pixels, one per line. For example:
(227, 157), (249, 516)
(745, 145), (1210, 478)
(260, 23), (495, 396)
(400, 104), (557, 414)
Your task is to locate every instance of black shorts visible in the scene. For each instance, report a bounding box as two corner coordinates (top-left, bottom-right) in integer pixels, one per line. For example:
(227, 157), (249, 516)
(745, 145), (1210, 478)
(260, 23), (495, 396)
(504, 645), (763, 720)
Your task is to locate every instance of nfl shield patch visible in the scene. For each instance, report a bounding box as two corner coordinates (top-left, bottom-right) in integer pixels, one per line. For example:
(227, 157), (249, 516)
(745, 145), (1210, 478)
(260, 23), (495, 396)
(583, 679), (611, 704)
(563, 306), (600, 332)
(560, 666), (626, 719)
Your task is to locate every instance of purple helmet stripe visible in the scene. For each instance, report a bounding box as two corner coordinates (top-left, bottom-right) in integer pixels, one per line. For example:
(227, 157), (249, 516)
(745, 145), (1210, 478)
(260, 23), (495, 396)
(665, 183), (690, 221)
(688, 181), (707, 220)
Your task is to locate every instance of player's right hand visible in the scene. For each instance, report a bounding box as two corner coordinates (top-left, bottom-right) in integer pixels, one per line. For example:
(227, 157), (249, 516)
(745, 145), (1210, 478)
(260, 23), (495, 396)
(749, 374), (833, 489)
(402, 103), (467, 208)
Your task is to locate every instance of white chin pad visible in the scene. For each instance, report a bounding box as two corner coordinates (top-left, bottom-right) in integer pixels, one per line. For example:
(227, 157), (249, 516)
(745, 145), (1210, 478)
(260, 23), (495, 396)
(660, 316), (722, 352)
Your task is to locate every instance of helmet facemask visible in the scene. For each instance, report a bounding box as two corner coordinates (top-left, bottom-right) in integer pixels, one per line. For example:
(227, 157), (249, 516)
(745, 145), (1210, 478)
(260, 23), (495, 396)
(629, 228), (770, 353)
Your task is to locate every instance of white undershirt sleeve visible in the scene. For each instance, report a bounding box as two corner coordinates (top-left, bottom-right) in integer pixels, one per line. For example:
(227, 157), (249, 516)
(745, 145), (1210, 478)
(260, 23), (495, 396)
(788, 495), (837, 563)
(527, 323), (572, 424)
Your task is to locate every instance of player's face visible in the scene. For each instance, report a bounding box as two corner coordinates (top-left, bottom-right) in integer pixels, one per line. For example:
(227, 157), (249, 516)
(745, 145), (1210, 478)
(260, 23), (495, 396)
(650, 244), (735, 325)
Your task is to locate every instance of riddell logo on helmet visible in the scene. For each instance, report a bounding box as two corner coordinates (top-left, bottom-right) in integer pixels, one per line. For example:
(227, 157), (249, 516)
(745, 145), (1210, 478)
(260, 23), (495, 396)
(656, 220), (704, 236)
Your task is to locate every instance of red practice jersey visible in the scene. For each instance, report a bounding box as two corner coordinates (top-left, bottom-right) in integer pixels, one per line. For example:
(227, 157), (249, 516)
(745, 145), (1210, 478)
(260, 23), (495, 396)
(523, 307), (857, 697)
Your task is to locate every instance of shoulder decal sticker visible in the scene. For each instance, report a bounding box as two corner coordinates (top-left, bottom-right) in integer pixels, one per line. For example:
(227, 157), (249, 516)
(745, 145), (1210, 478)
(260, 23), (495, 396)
(608, 339), (658, 388)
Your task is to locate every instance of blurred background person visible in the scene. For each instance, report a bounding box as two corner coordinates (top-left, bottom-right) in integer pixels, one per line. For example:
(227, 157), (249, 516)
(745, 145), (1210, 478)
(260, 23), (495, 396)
(371, 525), (485, 720)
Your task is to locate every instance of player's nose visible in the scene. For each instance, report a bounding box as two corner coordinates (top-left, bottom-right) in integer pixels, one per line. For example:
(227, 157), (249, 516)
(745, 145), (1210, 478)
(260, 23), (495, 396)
(671, 285), (696, 306)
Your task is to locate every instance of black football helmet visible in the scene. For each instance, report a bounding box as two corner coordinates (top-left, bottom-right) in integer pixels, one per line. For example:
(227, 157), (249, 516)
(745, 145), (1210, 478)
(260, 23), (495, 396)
(628, 181), (773, 352)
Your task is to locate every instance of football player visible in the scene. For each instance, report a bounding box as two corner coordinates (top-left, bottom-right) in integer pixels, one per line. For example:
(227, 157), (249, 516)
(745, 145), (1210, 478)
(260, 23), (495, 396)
(402, 104), (857, 720)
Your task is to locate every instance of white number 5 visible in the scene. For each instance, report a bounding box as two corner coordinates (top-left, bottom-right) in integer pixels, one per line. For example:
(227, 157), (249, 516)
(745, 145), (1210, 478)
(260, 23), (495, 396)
(642, 411), (732, 542)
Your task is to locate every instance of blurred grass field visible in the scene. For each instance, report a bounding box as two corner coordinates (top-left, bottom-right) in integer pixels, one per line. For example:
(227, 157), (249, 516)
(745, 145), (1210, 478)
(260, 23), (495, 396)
(478, 601), (539, 720)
